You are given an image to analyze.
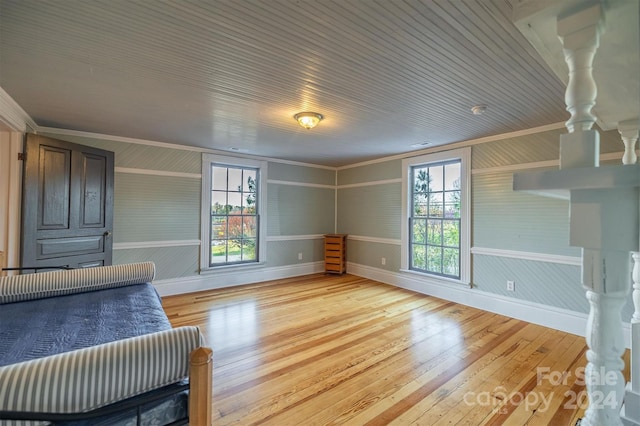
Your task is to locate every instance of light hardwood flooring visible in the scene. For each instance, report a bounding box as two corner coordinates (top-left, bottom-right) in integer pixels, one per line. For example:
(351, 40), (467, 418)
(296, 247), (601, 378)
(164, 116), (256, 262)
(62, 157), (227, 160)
(162, 273), (631, 426)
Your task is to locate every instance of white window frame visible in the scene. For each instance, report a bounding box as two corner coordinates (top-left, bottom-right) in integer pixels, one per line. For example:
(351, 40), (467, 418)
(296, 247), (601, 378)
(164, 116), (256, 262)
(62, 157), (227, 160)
(400, 147), (470, 285)
(200, 154), (268, 273)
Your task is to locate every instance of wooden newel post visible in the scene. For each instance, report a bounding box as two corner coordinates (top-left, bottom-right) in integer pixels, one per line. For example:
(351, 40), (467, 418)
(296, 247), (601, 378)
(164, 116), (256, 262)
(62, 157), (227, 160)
(189, 346), (213, 426)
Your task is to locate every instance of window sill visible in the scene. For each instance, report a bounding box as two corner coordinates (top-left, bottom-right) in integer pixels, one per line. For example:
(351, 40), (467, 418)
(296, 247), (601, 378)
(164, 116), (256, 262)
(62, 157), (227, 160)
(199, 261), (266, 275)
(399, 268), (470, 287)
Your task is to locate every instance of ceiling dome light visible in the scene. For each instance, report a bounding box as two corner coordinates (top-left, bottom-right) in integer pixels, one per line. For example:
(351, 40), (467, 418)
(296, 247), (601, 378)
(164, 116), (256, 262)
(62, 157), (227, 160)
(410, 141), (432, 148)
(471, 105), (487, 115)
(294, 112), (323, 129)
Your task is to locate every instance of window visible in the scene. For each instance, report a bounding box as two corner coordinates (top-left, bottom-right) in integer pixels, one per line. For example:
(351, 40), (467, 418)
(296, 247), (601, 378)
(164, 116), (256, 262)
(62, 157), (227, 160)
(401, 148), (470, 284)
(410, 160), (461, 277)
(201, 155), (267, 270)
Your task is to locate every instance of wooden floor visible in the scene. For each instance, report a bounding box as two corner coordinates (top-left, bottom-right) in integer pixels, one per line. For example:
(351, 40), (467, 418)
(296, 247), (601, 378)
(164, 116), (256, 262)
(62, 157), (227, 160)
(162, 273), (630, 426)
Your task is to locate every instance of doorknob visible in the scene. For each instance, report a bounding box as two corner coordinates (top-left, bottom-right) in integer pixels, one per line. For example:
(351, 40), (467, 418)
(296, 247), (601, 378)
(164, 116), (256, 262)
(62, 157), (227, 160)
(104, 231), (112, 237)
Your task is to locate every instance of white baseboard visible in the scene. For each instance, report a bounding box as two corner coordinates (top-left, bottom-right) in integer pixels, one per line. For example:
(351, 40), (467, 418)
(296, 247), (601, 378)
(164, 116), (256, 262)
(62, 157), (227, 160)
(346, 262), (632, 349)
(153, 260), (631, 349)
(153, 261), (325, 296)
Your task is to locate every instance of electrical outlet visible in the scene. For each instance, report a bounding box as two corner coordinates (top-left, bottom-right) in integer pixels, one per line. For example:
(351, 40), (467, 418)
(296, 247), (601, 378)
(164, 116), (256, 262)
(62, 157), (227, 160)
(507, 280), (515, 292)
(381, 257), (386, 265)
(298, 252), (303, 260)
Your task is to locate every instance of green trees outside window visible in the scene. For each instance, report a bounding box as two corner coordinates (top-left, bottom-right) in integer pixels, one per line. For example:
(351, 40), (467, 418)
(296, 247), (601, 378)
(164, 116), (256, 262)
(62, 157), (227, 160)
(210, 165), (259, 266)
(410, 160), (461, 278)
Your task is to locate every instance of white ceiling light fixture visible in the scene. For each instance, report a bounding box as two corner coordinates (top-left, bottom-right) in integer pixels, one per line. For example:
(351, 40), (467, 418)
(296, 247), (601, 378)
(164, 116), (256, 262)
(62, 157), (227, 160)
(294, 112), (324, 129)
(471, 105), (487, 115)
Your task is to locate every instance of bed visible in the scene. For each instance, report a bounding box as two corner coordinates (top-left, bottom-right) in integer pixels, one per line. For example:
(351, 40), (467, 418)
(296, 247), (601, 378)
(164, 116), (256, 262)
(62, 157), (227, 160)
(0, 262), (212, 425)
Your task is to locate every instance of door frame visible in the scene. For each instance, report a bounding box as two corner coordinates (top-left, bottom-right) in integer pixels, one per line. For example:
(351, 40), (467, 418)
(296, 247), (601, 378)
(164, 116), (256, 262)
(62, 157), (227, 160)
(0, 131), (24, 275)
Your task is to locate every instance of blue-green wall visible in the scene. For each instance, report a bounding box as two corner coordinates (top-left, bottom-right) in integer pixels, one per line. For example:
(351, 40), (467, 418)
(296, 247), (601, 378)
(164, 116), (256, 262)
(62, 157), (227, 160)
(43, 128), (634, 321)
(336, 127), (634, 320)
(42, 132), (336, 280)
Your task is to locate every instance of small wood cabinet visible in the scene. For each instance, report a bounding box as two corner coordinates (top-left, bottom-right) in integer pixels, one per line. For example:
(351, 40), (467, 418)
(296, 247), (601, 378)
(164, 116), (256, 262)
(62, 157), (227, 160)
(324, 234), (347, 274)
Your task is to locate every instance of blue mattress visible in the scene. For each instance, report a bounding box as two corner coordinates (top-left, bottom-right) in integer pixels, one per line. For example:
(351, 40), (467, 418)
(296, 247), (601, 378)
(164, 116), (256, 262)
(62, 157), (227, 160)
(0, 283), (171, 367)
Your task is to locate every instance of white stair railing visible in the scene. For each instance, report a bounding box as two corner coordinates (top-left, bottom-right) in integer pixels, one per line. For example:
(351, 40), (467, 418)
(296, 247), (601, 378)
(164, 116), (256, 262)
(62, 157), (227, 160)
(618, 121), (638, 166)
(618, 121), (639, 426)
(632, 253), (639, 392)
(622, 252), (640, 426)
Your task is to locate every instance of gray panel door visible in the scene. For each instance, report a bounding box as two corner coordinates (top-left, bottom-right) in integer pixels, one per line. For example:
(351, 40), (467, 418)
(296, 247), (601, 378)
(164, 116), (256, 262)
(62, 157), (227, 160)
(21, 134), (114, 270)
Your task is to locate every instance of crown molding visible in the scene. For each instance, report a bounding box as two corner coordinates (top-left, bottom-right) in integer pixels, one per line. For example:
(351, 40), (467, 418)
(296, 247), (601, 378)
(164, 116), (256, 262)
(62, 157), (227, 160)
(337, 122), (567, 171)
(0, 87), (37, 132)
(38, 126), (336, 170)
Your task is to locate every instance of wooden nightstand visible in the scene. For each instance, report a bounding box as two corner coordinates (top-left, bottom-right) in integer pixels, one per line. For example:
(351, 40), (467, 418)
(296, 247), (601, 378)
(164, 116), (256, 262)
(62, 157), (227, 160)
(324, 234), (347, 274)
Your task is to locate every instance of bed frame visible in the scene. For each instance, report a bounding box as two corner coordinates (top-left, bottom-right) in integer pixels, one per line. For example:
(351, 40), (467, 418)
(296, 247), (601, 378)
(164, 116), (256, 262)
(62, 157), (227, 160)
(0, 262), (212, 425)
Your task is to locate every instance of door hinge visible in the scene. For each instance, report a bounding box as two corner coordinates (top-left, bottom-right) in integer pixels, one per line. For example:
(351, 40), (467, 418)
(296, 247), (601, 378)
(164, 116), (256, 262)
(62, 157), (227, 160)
(18, 153), (25, 161)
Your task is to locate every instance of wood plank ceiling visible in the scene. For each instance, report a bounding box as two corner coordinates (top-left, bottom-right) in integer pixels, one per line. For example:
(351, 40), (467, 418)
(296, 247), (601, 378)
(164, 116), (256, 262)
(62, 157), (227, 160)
(0, 0), (570, 166)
